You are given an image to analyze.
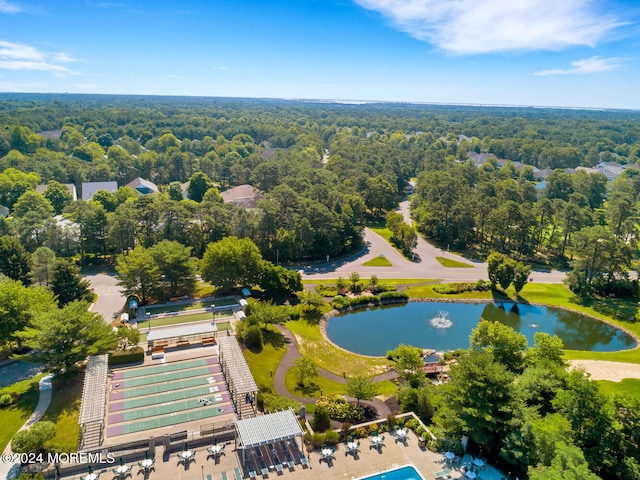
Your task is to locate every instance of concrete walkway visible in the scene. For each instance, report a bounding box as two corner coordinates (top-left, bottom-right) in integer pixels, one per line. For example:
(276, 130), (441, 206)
(274, 325), (393, 418)
(1, 373), (54, 480)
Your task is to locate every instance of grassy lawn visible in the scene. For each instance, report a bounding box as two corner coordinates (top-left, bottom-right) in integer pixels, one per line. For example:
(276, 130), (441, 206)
(305, 278), (437, 286)
(368, 226), (393, 242)
(0, 374), (45, 452)
(243, 338), (288, 391)
(285, 318), (389, 378)
(436, 256), (474, 268)
(42, 371), (83, 453)
(596, 379), (640, 400)
(363, 255), (392, 267)
(406, 284), (495, 299)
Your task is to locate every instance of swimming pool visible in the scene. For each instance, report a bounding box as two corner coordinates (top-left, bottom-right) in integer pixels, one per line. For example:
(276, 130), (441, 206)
(355, 465), (426, 480)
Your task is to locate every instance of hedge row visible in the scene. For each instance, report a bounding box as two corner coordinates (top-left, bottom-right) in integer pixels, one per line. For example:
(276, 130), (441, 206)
(330, 291), (409, 310)
(108, 347), (144, 365)
(432, 280), (491, 295)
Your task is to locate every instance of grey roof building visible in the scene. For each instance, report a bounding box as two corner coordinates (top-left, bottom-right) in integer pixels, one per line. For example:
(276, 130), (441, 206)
(81, 181), (118, 201)
(126, 177), (158, 195)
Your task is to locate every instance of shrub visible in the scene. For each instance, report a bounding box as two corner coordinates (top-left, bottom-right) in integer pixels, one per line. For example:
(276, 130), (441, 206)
(316, 395), (364, 423)
(244, 325), (263, 351)
(331, 295), (349, 310)
(379, 291), (408, 302)
(12, 421), (56, 453)
(0, 393), (13, 408)
(311, 405), (332, 432)
(433, 282), (490, 295)
(315, 285), (338, 297)
(347, 295), (377, 309)
(108, 347), (144, 365)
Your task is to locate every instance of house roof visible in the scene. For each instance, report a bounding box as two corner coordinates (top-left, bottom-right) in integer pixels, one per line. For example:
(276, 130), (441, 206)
(81, 181), (118, 201)
(126, 177), (158, 194)
(220, 184), (263, 208)
(36, 183), (78, 201)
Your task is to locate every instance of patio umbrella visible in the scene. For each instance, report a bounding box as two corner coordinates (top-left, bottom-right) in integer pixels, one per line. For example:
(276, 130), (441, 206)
(144, 451), (149, 460)
(88, 465), (93, 474)
(119, 457), (124, 466)
(184, 443), (189, 451)
(213, 437), (218, 446)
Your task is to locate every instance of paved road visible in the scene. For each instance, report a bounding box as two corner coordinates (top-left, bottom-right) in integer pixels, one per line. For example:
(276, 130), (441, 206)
(302, 200), (567, 283)
(85, 272), (126, 323)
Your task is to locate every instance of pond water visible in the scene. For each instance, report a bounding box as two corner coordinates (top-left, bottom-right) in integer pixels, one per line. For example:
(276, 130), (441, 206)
(326, 302), (636, 356)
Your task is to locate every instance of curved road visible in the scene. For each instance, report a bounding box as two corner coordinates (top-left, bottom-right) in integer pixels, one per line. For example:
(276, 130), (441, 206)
(301, 201), (567, 283)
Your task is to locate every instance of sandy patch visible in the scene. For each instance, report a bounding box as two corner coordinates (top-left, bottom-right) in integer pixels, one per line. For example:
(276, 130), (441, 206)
(569, 360), (640, 382)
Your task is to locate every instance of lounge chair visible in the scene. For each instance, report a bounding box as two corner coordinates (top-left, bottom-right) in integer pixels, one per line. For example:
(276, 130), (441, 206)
(284, 454), (295, 470)
(221, 472), (228, 480)
(259, 460), (269, 477)
(248, 463), (257, 479)
(299, 455), (308, 468)
(234, 467), (243, 480)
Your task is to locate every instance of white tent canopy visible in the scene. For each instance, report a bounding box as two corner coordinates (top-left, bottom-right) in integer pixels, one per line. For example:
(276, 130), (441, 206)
(235, 409), (303, 449)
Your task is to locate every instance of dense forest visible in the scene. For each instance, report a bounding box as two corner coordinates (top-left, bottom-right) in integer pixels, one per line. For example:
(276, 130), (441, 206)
(1, 94), (640, 270)
(2, 94), (640, 479)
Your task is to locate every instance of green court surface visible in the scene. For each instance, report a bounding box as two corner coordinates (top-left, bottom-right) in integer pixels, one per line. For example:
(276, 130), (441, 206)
(122, 405), (228, 434)
(123, 385), (222, 410)
(120, 395), (225, 422)
(145, 297), (237, 315)
(120, 358), (211, 379)
(123, 366), (215, 388)
(123, 376), (215, 399)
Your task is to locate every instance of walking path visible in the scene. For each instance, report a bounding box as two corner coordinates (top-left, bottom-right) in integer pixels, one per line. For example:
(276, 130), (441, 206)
(273, 325), (394, 418)
(0, 373), (54, 480)
(570, 360), (640, 382)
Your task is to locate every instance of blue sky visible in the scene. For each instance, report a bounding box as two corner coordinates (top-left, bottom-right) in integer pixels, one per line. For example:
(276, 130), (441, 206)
(1, 0), (639, 109)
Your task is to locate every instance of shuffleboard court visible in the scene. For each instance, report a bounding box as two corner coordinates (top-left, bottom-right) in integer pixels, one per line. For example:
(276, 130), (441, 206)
(109, 380), (225, 412)
(107, 404), (233, 437)
(108, 393), (232, 424)
(116, 364), (221, 388)
(112, 357), (218, 380)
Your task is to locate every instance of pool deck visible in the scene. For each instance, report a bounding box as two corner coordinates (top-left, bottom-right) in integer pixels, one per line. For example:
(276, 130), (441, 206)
(58, 430), (507, 480)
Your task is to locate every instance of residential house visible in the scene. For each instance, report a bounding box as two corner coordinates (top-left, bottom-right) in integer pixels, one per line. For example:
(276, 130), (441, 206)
(81, 181), (118, 201)
(126, 177), (158, 195)
(36, 183), (78, 201)
(220, 184), (263, 209)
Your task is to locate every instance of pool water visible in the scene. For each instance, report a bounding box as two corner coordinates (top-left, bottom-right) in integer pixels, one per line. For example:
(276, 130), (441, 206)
(355, 465), (425, 480)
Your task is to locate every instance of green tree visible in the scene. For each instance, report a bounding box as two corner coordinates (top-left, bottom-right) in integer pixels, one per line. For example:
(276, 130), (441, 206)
(528, 442), (601, 480)
(91, 189), (119, 213)
(0, 278), (56, 347)
(513, 261), (532, 296)
(201, 237), (263, 289)
(50, 258), (93, 307)
(31, 246), (56, 286)
(398, 383), (436, 423)
(43, 181), (73, 215)
(435, 350), (518, 453)
(149, 240), (198, 298)
(168, 181), (184, 201)
(11, 421), (56, 453)
(187, 171), (215, 202)
(17, 301), (117, 373)
(294, 356), (319, 387)
(348, 271), (361, 292)
(527, 332), (566, 367)
(295, 289), (325, 313)
(258, 262), (302, 298)
(0, 235), (31, 284)
(115, 245), (160, 305)
(345, 376), (378, 405)
(388, 344), (424, 385)
(470, 320), (527, 372)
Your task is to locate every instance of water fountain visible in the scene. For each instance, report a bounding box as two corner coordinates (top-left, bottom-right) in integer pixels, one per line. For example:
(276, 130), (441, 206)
(429, 310), (453, 329)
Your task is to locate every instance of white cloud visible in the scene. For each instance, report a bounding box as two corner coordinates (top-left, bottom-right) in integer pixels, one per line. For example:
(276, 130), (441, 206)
(534, 56), (624, 76)
(73, 83), (96, 90)
(0, 41), (78, 74)
(0, 0), (22, 14)
(212, 66), (227, 71)
(353, 0), (623, 54)
(165, 74), (181, 78)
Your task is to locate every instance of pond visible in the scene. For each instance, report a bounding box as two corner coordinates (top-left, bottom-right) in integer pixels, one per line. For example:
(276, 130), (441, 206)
(326, 302), (636, 356)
